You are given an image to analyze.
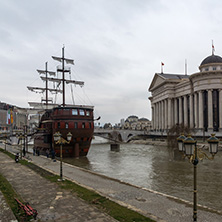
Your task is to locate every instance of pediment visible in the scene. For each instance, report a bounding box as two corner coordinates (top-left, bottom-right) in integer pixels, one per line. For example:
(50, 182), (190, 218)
(148, 74), (165, 91)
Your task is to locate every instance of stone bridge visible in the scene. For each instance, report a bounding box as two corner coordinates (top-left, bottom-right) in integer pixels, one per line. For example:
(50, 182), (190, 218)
(93, 129), (146, 142)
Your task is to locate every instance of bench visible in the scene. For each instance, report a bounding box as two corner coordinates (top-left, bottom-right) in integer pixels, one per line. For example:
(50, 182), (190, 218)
(15, 198), (38, 220)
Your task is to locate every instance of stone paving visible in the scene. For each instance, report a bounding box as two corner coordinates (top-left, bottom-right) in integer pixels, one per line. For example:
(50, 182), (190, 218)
(0, 188), (17, 222)
(0, 151), (117, 222)
(2, 145), (222, 222)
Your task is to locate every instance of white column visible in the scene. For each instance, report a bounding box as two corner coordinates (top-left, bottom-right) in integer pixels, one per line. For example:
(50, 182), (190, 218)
(219, 90), (222, 130)
(156, 103), (158, 130)
(198, 91), (204, 129)
(154, 104), (156, 130)
(179, 97), (183, 124)
(194, 92), (198, 129)
(152, 106), (154, 130)
(168, 98), (172, 128)
(158, 102), (161, 130)
(184, 95), (188, 126)
(161, 100), (164, 130)
(174, 98), (178, 125)
(159, 102), (161, 130)
(157, 103), (159, 130)
(190, 94), (194, 128)
(159, 101), (162, 130)
(165, 99), (168, 129)
(172, 98), (175, 126)
(208, 89), (213, 130)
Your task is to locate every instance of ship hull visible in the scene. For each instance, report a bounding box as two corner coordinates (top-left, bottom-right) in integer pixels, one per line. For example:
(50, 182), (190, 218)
(33, 106), (94, 158)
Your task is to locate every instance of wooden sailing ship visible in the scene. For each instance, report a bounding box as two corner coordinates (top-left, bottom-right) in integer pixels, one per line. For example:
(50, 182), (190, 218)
(28, 47), (94, 157)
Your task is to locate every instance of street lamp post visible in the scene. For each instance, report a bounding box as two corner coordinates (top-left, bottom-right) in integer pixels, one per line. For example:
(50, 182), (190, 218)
(53, 132), (72, 181)
(177, 134), (219, 222)
(17, 133), (25, 160)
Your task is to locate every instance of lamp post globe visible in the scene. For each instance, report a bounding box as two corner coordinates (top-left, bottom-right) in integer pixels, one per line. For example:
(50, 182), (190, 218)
(53, 132), (61, 142)
(207, 134), (219, 155)
(183, 135), (196, 157)
(177, 134), (186, 152)
(67, 132), (72, 142)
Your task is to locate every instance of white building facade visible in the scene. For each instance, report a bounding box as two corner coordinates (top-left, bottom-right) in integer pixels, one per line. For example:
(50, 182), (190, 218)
(148, 53), (222, 136)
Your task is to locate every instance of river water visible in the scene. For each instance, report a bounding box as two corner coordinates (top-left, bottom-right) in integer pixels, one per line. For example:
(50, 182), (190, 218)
(64, 137), (222, 212)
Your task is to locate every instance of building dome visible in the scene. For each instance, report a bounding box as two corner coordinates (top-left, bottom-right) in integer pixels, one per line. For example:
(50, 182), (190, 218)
(200, 54), (222, 66)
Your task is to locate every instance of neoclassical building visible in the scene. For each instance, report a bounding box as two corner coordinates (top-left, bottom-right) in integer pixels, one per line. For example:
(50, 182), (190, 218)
(148, 53), (222, 136)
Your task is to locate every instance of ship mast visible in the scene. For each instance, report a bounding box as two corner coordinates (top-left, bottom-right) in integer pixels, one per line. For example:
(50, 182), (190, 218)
(28, 47), (84, 109)
(62, 47), (65, 106)
(44, 62), (49, 106)
(36, 62), (57, 108)
(27, 62), (57, 109)
(52, 46), (84, 107)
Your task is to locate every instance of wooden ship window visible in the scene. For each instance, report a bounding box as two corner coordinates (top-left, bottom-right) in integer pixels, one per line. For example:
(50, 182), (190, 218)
(72, 109), (78, 115)
(79, 109), (85, 116)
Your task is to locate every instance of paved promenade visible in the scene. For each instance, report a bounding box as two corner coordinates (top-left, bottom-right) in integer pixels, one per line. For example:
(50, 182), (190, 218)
(0, 189), (17, 222)
(0, 150), (117, 222)
(2, 144), (222, 222)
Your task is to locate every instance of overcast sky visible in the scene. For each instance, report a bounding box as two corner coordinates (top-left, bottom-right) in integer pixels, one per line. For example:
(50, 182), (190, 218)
(1, 0), (222, 125)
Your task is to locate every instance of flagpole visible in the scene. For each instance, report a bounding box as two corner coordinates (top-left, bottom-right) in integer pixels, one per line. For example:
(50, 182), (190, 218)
(161, 62), (164, 73)
(212, 40), (214, 55)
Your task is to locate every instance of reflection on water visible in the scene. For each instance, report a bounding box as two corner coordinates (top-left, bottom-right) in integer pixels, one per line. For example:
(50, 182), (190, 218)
(64, 141), (222, 211)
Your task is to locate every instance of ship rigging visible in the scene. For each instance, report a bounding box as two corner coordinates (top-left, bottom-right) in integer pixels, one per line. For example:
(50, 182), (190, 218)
(27, 47), (95, 158)
(27, 46), (84, 109)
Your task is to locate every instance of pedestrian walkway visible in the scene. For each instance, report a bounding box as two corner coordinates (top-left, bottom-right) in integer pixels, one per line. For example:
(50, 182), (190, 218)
(0, 189), (17, 222)
(0, 151), (117, 222)
(3, 145), (222, 222)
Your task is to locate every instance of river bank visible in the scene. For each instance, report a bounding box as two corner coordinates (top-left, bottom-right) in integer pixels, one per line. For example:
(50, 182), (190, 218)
(2, 145), (222, 222)
(129, 138), (167, 146)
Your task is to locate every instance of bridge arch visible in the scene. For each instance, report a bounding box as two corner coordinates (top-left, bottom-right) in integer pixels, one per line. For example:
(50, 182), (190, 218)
(94, 129), (146, 143)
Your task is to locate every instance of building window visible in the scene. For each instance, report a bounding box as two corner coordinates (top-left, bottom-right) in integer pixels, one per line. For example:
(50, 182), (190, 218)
(72, 109), (78, 115)
(213, 67), (216, 70)
(79, 109), (85, 116)
(58, 122), (60, 129)
(82, 122), (85, 128)
(205, 68), (209, 71)
(74, 122), (78, 129)
(65, 123), (69, 129)
(86, 111), (90, 116)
